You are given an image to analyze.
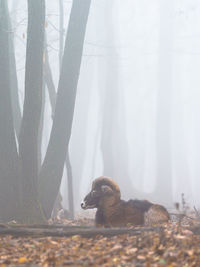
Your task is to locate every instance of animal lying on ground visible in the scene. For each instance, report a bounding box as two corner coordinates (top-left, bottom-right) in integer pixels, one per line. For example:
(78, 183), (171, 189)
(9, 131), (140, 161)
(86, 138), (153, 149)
(81, 176), (170, 227)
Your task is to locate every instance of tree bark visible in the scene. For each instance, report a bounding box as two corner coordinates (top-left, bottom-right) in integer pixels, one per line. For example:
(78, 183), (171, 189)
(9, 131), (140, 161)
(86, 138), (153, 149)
(58, 0), (74, 219)
(59, 0), (64, 71)
(44, 37), (56, 118)
(0, 0), (20, 222)
(39, 0), (91, 219)
(18, 0), (46, 223)
(8, 3), (21, 137)
(66, 151), (74, 219)
(44, 35), (75, 219)
(38, 77), (45, 170)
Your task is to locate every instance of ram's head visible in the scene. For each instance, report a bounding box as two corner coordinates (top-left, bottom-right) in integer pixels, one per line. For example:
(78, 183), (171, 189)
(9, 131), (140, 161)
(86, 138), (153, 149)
(81, 176), (121, 210)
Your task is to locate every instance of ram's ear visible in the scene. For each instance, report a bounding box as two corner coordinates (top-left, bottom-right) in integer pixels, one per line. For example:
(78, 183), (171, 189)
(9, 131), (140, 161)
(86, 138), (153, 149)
(101, 185), (113, 194)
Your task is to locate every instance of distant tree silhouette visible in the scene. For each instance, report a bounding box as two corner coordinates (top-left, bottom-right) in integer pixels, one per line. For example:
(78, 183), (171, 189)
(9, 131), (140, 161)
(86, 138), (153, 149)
(154, 0), (173, 204)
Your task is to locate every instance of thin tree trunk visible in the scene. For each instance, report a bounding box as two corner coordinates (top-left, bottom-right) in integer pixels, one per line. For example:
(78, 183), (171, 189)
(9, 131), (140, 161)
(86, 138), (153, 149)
(59, 0), (74, 219)
(193, 105), (200, 201)
(44, 42), (56, 118)
(0, 0), (20, 221)
(44, 34), (75, 219)
(58, 0), (75, 219)
(8, 5), (21, 137)
(44, 37), (75, 219)
(154, 0), (173, 204)
(18, 0), (45, 223)
(39, 0), (91, 219)
(38, 77), (45, 170)
(172, 88), (191, 201)
(38, 34), (53, 169)
(11, 0), (19, 26)
(66, 151), (74, 219)
(59, 0), (64, 71)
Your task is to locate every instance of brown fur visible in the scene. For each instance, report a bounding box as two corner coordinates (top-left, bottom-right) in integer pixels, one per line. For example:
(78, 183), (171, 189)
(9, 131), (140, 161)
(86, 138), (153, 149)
(81, 176), (170, 227)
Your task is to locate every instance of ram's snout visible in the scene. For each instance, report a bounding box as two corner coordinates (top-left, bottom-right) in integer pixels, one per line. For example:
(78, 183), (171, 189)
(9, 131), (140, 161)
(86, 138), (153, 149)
(81, 191), (99, 210)
(81, 198), (97, 209)
(81, 201), (87, 209)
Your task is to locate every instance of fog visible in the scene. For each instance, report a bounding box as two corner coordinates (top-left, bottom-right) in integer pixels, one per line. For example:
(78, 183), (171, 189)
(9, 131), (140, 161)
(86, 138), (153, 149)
(7, 0), (200, 216)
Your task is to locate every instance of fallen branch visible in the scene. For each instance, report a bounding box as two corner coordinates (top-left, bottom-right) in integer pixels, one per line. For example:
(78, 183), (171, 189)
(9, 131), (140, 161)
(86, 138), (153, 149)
(4, 223), (94, 230)
(0, 225), (163, 238)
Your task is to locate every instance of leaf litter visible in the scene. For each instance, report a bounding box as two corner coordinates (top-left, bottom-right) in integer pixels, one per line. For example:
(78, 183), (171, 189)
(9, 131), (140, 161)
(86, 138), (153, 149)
(0, 219), (200, 266)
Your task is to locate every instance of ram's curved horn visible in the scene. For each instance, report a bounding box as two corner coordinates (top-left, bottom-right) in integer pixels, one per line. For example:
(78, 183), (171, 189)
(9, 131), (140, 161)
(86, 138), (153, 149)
(92, 176), (121, 199)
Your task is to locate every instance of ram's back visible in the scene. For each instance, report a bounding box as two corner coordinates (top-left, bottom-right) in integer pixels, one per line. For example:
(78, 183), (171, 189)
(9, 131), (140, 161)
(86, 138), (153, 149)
(97, 199), (169, 227)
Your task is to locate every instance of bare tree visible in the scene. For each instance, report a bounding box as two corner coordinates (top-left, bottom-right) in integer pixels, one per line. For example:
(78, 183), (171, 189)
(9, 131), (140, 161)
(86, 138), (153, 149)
(0, 0), (20, 221)
(18, 0), (46, 222)
(44, 38), (56, 116)
(9, 2), (21, 137)
(59, 0), (74, 219)
(38, 76), (45, 169)
(59, 0), (64, 71)
(39, 0), (91, 219)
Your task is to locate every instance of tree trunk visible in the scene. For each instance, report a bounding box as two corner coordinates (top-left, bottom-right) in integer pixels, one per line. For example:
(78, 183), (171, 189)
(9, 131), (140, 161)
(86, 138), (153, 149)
(0, 0), (20, 221)
(172, 88), (191, 202)
(59, 0), (74, 219)
(44, 39), (56, 118)
(44, 33), (75, 219)
(59, 0), (64, 71)
(8, 3), (21, 137)
(66, 151), (74, 219)
(18, 0), (46, 223)
(39, 0), (91, 219)
(38, 77), (45, 170)
(100, 0), (136, 200)
(154, 0), (173, 204)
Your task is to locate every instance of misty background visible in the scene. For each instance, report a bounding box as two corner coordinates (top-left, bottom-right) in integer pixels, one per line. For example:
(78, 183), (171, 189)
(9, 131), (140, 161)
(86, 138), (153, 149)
(2, 0), (200, 222)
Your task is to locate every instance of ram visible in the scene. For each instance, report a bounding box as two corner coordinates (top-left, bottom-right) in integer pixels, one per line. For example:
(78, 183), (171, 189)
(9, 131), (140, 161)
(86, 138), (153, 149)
(81, 176), (170, 227)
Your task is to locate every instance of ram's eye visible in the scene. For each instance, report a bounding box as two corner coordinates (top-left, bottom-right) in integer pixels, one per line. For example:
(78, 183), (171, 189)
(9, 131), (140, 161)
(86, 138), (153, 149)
(91, 190), (98, 196)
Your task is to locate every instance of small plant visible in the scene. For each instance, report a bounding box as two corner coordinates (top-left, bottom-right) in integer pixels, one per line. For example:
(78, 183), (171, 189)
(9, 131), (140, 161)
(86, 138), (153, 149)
(193, 206), (200, 220)
(173, 193), (191, 228)
(181, 193), (190, 215)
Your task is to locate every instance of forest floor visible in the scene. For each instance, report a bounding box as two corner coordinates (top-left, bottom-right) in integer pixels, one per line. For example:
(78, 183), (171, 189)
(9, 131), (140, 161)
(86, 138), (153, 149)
(0, 214), (200, 266)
